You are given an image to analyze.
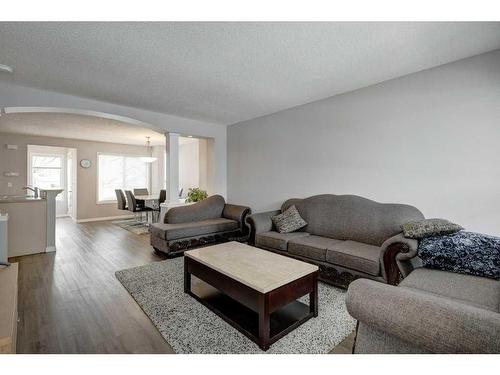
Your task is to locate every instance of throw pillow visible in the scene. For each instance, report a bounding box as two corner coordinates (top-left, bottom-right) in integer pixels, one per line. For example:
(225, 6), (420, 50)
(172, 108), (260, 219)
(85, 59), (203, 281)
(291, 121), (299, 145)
(272, 205), (307, 234)
(402, 218), (463, 239)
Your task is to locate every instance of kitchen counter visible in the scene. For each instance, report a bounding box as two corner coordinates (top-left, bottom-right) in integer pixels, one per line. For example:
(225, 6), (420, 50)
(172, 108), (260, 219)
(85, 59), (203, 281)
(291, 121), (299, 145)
(0, 189), (63, 257)
(0, 262), (18, 353)
(0, 195), (45, 203)
(0, 198), (47, 257)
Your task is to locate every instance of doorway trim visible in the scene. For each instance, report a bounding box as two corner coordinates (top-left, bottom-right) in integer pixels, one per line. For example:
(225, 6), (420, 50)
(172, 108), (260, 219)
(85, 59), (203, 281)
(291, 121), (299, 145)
(27, 145), (78, 220)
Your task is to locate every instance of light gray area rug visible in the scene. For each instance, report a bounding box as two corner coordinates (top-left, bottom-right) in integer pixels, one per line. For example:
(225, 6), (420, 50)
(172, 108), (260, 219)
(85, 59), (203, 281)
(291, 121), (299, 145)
(115, 257), (356, 354)
(112, 218), (150, 235)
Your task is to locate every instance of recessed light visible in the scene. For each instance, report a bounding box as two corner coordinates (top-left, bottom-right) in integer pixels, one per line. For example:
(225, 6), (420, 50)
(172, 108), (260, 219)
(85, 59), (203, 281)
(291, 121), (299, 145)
(0, 64), (14, 74)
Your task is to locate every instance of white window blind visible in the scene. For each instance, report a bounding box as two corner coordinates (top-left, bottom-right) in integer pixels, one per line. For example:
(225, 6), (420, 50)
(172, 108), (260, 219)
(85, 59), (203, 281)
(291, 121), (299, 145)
(98, 154), (149, 202)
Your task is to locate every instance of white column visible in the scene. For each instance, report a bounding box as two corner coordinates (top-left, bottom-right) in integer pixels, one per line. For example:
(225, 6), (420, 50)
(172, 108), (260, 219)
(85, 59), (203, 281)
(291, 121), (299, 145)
(0, 213), (8, 265)
(40, 188), (63, 252)
(206, 138), (216, 195)
(165, 132), (179, 202)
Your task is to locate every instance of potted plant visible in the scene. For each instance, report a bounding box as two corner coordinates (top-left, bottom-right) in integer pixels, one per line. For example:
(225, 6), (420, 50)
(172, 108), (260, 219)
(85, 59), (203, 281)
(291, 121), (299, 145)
(185, 187), (208, 203)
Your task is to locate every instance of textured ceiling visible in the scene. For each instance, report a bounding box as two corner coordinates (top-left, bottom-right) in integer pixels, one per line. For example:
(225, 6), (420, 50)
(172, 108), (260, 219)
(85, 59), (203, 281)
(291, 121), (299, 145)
(0, 112), (167, 146)
(1, 22), (500, 125)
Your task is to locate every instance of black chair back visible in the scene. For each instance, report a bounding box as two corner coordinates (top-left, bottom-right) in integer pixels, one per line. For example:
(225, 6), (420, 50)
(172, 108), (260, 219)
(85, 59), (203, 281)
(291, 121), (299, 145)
(125, 190), (138, 212)
(133, 188), (149, 195)
(115, 189), (127, 210)
(158, 189), (167, 205)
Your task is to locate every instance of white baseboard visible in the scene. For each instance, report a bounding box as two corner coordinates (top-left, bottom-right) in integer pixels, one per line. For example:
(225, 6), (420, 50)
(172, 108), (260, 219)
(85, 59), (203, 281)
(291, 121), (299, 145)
(76, 215), (135, 223)
(46, 246), (57, 253)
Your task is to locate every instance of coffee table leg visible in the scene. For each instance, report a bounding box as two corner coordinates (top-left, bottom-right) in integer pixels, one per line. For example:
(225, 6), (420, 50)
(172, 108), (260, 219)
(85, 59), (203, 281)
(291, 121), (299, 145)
(258, 294), (270, 350)
(310, 272), (318, 317)
(184, 257), (191, 293)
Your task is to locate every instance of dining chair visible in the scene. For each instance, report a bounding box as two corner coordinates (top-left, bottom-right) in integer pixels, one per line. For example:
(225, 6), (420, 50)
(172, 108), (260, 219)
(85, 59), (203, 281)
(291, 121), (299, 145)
(115, 189), (127, 211)
(133, 188), (149, 196)
(152, 189), (167, 222)
(158, 189), (167, 205)
(125, 190), (152, 222)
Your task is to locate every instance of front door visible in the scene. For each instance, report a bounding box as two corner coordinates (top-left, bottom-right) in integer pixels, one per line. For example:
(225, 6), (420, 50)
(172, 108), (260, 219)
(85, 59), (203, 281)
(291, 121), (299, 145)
(29, 151), (67, 216)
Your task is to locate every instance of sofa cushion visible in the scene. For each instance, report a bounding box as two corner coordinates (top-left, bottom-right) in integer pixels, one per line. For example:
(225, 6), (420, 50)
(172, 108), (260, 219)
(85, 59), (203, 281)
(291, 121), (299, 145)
(326, 240), (382, 276)
(288, 235), (344, 261)
(255, 231), (310, 251)
(400, 268), (500, 312)
(151, 218), (238, 241)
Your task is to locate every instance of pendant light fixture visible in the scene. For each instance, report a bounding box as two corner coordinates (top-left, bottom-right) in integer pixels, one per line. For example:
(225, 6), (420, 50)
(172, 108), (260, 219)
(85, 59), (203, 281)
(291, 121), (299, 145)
(139, 136), (157, 163)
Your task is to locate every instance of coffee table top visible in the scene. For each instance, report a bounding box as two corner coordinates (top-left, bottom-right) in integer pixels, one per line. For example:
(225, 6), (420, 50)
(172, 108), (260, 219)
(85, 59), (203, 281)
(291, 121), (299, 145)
(185, 242), (319, 293)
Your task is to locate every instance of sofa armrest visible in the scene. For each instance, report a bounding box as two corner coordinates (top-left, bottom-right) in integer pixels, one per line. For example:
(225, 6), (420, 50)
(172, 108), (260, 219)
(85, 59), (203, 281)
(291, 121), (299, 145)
(223, 204), (251, 233)
(346, 279), (500, 353)
(379, 233), (419, 283)
(165, 195), (225, 224)
(246, 210), (280, 245)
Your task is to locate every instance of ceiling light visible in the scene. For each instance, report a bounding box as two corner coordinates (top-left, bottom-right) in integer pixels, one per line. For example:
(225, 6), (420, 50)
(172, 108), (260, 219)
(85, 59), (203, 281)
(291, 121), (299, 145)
(0, 64), (14, 74)
(139, 136), (157, 163)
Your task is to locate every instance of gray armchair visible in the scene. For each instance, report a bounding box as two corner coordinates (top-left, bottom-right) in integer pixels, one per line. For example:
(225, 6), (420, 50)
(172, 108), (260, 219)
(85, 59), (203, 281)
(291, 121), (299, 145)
(150, 195), (251, 256)
(346, 268), (500, 353)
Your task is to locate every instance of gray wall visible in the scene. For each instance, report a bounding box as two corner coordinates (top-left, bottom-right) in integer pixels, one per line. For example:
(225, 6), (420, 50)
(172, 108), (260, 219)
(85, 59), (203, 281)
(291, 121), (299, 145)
(0, 132), (150, 221)
(228, 49), (500, 236)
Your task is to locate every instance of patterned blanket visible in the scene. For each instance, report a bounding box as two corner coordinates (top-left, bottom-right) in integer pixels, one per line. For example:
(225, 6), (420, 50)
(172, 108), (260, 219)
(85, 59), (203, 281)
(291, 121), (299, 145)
(418, 231), (500, 279)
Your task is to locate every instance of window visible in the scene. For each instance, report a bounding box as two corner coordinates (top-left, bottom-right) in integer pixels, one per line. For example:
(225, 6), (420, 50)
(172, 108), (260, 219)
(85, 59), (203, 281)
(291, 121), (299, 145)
(31, 154), (64, 201)
(97, 154), (150, 202)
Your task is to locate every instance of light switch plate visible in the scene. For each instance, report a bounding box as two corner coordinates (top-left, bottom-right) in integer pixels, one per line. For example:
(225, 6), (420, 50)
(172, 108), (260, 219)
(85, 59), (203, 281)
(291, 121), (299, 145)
(7, 182), (12, 188)
(3, 172), (19, 177)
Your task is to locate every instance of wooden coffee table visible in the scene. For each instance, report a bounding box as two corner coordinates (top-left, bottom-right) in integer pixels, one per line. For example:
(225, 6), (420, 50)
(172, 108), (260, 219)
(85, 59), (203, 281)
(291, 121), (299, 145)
(184, 241), (319, 350)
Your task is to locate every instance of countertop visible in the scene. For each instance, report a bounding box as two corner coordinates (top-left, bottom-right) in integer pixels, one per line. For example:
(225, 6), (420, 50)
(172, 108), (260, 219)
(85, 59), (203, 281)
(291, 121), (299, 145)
(0, 196), (45, 203)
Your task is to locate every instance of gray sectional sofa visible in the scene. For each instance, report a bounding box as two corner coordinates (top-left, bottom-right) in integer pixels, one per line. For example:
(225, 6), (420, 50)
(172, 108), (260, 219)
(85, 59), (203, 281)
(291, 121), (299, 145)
(150, 195), (250, 256)
(346, 268), (500, 353)
(246, 194), (424, 287)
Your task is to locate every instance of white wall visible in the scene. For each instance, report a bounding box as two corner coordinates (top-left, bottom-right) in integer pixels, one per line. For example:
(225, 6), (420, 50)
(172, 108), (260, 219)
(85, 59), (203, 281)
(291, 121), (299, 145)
(178, 138), (211, 196)
(228, 49), (500, 236)
(0, 81), (227, 198)
(198, 138), (209, 192)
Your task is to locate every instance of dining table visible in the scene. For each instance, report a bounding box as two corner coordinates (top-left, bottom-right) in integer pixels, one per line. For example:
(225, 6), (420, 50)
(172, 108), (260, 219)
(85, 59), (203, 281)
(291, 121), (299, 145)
(135, 195), (161, 223)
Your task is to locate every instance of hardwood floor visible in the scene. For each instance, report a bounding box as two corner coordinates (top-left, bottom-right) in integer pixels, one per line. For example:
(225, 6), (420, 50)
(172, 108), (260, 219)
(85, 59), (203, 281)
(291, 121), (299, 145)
(11, 218), (173, 353)
(330, 332), (355, 354)
(11, 218), (355, 354)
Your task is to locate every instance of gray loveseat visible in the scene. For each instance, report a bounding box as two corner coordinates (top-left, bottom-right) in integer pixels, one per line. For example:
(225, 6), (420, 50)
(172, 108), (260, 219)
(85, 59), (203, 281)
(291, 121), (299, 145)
(150, 195), (250, 256)
(346, 268), (500, 353)
(246, 194), (424, 287)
